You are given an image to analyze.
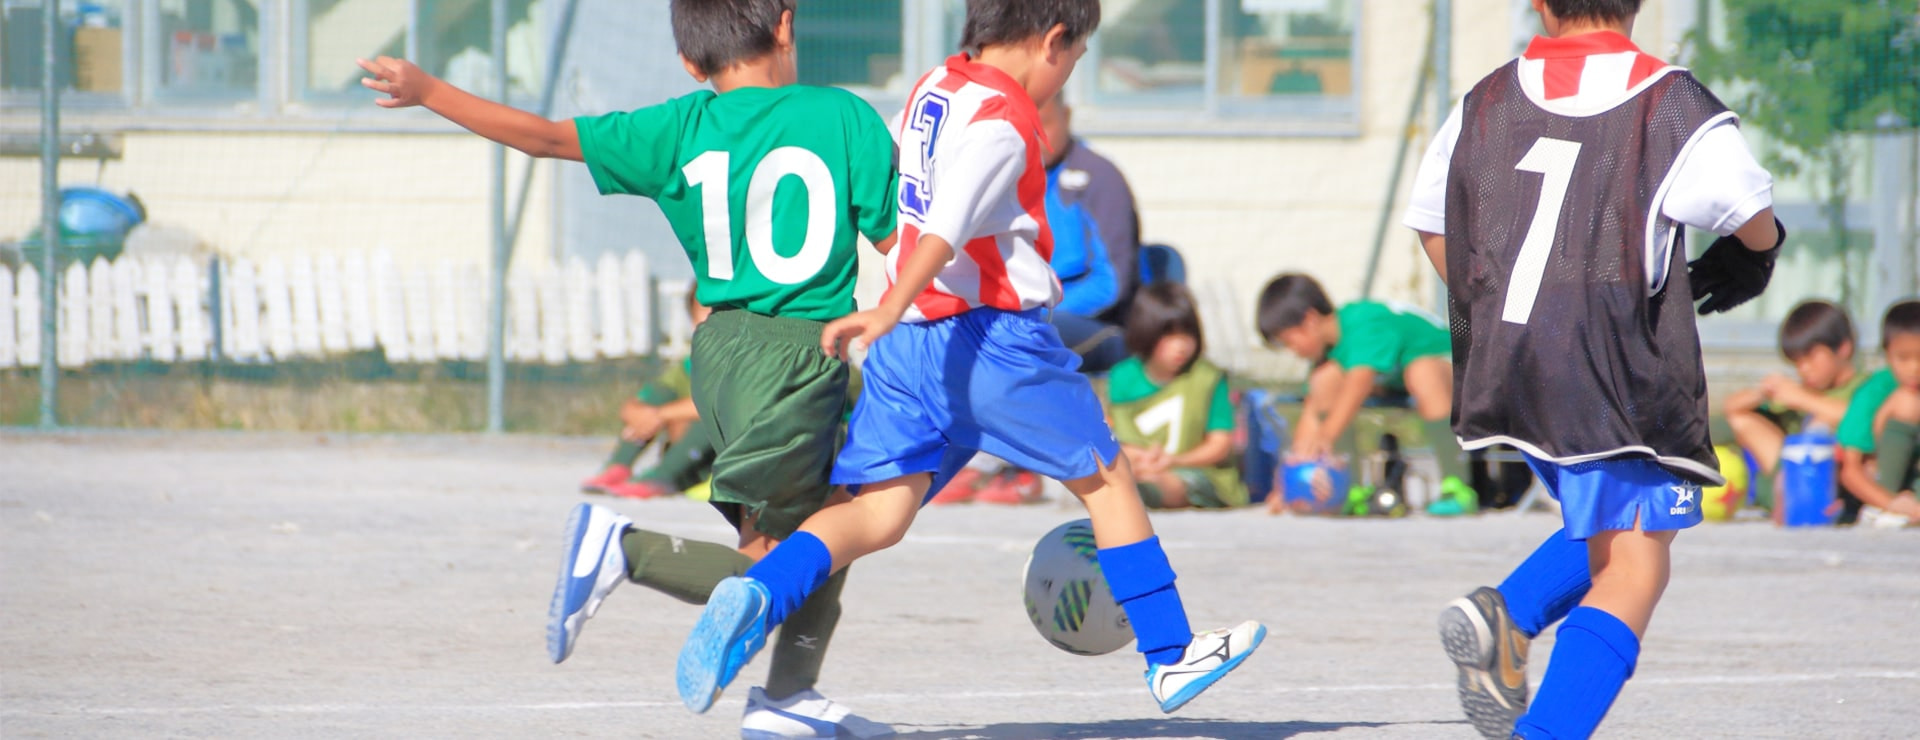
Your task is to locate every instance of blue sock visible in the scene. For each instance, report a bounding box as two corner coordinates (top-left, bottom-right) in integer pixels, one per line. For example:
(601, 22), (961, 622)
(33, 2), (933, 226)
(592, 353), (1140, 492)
(1096, 537), (1193, 667)
(1513, 606), (1640, 739)
(1497, 528), (1592, 637)
(742, 532), (833, 628)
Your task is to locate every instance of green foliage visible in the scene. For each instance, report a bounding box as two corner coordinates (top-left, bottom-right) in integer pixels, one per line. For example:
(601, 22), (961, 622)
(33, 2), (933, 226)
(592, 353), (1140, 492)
(1687, 0), (1920, 304)
(1690, 0), (1919, 167)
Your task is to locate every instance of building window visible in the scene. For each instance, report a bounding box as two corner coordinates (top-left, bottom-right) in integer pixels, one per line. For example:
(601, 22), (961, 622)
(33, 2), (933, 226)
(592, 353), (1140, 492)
(2, 1), (130, 100)
(1085, 0), (1358, 128)
(298, 0), (540, 103)
(154, 0), (260, 99)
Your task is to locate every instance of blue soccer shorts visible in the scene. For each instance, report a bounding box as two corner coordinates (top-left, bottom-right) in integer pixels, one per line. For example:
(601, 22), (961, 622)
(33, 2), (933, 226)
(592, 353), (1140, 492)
(1524, 455), (1705, 540)
(832, 307), (1121, 502)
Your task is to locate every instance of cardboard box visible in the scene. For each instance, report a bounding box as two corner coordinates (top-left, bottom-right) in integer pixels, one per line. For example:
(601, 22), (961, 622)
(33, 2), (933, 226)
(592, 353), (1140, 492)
(73, 26), (122, 93)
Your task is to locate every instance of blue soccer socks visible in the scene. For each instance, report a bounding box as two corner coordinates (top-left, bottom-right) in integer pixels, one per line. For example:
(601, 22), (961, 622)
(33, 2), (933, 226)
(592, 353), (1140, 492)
(1097, 536), (1193, 667)
(1513, 606), (1640, 739)
(742, 531), (834, 629)
(1497, 528), (1593, 638)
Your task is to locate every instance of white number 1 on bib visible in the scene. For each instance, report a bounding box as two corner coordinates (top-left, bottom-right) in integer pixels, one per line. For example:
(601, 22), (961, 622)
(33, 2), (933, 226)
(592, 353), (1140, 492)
(1504, 137), (1582, 325)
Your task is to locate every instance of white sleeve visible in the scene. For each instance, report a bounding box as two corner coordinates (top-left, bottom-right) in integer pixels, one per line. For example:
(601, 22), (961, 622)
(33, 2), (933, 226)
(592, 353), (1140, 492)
(1403, 103), (1464, 235)
(1661, 121), (1773, 235)
(920, 121), (1026, 247)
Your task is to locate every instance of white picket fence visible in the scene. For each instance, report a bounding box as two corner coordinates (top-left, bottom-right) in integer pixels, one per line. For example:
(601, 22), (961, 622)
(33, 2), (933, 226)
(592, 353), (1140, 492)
(0, 251), (693, 369)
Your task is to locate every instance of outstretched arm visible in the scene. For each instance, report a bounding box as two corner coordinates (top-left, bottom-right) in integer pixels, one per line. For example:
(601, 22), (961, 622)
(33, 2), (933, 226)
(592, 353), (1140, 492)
(358, 56), (582, 162)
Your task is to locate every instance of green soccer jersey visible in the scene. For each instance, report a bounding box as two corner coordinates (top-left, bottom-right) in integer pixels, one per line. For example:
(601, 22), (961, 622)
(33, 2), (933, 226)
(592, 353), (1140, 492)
(575, 85), (898, 321)
(1328, 300), (1452, 386)
(1838, 368), (1902, 453)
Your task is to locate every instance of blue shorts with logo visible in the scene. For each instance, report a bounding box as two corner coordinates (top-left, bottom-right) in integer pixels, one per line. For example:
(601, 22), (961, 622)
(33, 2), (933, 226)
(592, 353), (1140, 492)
(832, 307), (1121, 502)
(1525, 455), (1704, 541)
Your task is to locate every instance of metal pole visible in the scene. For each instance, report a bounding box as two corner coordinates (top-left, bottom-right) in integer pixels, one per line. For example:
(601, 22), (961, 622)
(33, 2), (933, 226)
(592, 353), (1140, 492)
(504, 0), (583, 245)
(485, 0), (509, 433)
(39, 0), (61, 429)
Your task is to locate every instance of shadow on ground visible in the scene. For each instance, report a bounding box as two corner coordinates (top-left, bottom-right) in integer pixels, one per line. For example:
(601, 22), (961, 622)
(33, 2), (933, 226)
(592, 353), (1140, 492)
(898, 717), (1468, 739)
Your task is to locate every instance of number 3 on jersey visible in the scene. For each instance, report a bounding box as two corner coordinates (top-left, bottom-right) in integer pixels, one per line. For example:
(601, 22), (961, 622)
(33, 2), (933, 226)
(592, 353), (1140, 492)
(681, 147), (837, 285)
(1503, 137), (1582, 325)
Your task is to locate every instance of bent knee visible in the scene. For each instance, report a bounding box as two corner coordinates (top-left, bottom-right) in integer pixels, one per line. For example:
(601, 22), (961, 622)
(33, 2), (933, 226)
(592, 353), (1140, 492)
(1887, 388), (1920, 424)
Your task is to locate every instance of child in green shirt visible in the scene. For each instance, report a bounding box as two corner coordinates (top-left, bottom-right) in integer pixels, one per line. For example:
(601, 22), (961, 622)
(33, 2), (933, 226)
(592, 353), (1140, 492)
(1836, 300), (1920, 524)
(1255, 273), (1475, 513)
(1723, 300), (1863, 516)
(1105, 283), (1246, 509)
(360, 1), (899, 735)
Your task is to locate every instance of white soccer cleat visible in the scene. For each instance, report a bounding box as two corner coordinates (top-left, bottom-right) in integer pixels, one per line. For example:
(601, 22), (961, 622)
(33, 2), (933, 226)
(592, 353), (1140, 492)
(1145, 620), (1267, 713)
(546, 503), (632, 663)
(740, 686), (895, 739)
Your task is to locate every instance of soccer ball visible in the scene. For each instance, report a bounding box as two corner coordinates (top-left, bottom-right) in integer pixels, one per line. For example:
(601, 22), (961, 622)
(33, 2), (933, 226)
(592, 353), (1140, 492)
(1022, 519), (1134, 656)
(1702, 444), (1748, 522)
(1282, 460), (1350, 515)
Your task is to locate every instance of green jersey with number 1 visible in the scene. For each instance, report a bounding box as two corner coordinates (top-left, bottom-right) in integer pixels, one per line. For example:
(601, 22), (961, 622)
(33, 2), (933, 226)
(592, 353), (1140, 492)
(575, 85), (898, 321)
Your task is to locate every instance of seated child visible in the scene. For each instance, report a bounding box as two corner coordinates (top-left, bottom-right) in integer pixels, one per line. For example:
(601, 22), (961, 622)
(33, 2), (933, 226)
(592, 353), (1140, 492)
(1836, 300), (1920, 524)
(580, 289), (716, 499)
(1106, 282), (1246, 509)
(1724, 300), (1863, 517)
(1255, 273), (1476, 514)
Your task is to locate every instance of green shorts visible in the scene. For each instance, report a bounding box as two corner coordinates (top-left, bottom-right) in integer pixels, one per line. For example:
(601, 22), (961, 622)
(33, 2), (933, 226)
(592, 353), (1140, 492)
(1137, 467), (1246, 509)
(691, 309), (849, 540)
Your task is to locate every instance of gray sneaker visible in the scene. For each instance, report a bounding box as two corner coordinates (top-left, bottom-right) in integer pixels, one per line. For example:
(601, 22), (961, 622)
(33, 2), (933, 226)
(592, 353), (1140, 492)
(1439, 586), (1531, 739)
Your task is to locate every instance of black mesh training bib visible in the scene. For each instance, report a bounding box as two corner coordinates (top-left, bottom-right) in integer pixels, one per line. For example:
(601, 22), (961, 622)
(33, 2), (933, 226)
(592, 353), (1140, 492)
(1444, 63), (1732, 484)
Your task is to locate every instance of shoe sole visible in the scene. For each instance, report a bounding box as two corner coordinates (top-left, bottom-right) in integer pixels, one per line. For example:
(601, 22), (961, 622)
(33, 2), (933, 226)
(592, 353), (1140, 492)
(1439, 597), (1521, 739)
(1160, 623), (1268, 713)
(547, 503), (617, 664)
(677, 579), (768, 713)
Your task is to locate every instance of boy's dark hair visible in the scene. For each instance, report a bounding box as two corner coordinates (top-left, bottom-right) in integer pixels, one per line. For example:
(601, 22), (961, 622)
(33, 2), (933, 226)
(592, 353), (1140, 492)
(960, 0), (1101, 56)
(1542, 0), (1644, 23)
(1778, 300), (1855, 359)
(1255, 274), (1334, 340)
(1883, 300), (1920, 349)
(1125, 282), (1206, 365)
(670, 0), (795, 77)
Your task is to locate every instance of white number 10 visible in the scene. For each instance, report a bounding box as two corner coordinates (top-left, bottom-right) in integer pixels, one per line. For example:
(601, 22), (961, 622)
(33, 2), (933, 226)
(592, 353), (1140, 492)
(1503, 137), (1582, 325)
(681, 147), (837, 286)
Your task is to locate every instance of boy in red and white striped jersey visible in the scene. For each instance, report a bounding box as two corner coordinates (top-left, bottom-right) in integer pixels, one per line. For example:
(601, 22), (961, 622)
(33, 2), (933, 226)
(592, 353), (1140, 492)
(675, 0), (1266, 717)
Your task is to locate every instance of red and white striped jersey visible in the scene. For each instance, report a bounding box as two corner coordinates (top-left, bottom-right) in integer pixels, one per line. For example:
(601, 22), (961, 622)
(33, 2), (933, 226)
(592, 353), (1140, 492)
(889, 54), (1060, 323)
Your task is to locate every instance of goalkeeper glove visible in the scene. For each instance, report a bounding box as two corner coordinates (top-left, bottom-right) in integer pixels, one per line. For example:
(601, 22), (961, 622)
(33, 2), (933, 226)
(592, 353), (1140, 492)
(1688, 218), (1784, 315)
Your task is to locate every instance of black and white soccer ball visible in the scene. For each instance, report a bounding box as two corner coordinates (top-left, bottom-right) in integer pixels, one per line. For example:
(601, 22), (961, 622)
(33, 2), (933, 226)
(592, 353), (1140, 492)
(1022, 519), (1134, 656)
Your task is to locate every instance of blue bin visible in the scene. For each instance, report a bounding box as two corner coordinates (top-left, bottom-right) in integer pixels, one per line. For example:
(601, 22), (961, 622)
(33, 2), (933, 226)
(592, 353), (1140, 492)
(1282, 460), (1350, 514)
(19, 187), (143, 267)
(1779, 429), (1838, 527)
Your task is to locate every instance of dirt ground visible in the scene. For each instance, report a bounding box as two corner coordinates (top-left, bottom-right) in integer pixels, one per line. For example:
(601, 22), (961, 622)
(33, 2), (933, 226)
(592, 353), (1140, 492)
(2, 430), (1914, 738)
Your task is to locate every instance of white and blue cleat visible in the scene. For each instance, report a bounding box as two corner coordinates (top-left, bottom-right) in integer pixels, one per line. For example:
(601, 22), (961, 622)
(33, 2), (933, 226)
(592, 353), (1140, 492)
(741, 686), (896, 739)
(677, 576), (772, 713)
(1145, 621), (1267, 713)
(546, 503), (632, 664)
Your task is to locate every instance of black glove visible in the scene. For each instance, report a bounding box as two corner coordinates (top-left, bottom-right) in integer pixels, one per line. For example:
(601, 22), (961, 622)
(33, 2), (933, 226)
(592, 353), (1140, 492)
(1688, 218), (1784, 315)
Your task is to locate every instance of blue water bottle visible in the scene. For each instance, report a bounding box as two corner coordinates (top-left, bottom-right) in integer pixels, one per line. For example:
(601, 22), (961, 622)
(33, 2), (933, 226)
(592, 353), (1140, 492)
(1779, 423), (1839, 527)
(1239, 389), (1287, 504)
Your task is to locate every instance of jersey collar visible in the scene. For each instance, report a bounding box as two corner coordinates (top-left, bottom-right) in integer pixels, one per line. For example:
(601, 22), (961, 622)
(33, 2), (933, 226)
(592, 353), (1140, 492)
(944, 53), (1049, 147)
(1523, 30), (1642, 60)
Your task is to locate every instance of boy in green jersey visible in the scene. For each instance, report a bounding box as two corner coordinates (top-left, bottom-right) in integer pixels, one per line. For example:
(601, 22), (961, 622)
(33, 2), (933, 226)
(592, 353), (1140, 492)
(1255, 273), (1476, 513)
(1837, 301), (1920, 525)
(360, 1), (898, 735)
(1106, 283), (1246, 509)
(1723, 300), (1864, 516)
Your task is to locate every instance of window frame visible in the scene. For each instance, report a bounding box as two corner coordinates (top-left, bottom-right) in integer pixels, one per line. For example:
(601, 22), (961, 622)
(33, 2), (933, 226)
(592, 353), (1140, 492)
(1066, 0), (1367, 138)
(0, 0), (142, 109)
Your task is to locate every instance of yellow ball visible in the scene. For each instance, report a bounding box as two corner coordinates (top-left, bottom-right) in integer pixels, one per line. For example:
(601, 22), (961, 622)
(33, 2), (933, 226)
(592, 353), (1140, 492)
(1702, 445), (1748, 522)
(683, 479), (712, 502)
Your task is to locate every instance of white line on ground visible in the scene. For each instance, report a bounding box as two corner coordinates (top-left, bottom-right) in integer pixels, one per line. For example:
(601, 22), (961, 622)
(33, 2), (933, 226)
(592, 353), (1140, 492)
(9, 671), (1909, 718)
